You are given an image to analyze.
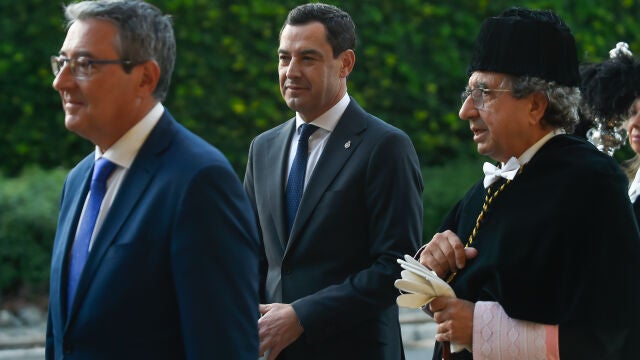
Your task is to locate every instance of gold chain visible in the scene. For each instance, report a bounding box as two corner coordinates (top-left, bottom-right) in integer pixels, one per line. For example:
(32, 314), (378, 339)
(446, 166), (524, 283)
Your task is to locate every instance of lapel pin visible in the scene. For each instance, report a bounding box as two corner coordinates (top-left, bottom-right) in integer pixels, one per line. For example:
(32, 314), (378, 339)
(344, 140), (351, 149)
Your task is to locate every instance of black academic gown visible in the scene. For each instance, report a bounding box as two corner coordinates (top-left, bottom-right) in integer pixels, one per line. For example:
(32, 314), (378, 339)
(432, 134), (640, 360)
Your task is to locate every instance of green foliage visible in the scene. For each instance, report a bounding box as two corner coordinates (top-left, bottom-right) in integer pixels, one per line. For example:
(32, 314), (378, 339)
(423, 156), (482, 240)
(3, 0), (640, 295)
(0, 0), (92, 177)
(0, 167), (67, 296)
(3, 0), (640, 176)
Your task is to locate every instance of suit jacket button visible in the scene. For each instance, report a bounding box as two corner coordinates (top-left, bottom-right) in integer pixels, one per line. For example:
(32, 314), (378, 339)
(63, 344), (73, 354)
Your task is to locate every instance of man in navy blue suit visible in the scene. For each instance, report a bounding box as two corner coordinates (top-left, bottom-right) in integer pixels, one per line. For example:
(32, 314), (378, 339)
(46, 1), (259, 359)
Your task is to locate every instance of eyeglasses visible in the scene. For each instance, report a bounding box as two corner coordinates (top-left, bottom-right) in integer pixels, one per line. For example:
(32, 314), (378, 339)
(461, 87), (512, 109)
(50, 55), (138, 80)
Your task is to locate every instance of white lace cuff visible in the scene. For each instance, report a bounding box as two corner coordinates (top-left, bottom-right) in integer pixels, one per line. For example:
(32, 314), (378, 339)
(472, 301), (559, 360)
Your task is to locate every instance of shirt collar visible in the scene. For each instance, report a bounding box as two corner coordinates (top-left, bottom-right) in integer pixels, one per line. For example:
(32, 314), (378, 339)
(295, 93), (350, 132)
(95, 102), (164, 168)
(629, 167), (640, 202)
(512, 128), (565, 166)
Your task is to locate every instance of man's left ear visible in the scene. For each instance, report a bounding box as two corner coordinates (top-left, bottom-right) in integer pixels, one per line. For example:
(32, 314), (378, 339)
(339, 49), (355, 78)
(529, 91), (548, 125)
(137, 60), (160, 96)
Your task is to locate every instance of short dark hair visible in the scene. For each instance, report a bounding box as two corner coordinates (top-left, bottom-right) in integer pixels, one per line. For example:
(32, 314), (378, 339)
(281, 3), (356, 58)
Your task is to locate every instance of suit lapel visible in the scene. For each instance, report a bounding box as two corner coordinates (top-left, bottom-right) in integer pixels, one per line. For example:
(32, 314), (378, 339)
(287, 100), (367, 249)
(51, 157), (92, 327)
(270, 120), (296, 250)
(66, 111), (175, 324)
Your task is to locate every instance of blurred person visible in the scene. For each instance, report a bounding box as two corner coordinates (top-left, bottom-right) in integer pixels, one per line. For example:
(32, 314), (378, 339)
(580, 42), (640, 225)
(418, 7), (640, 360)
(244, 3), (423, 359)
(46, 1), (260, 359)
(625, 98), (640, 220)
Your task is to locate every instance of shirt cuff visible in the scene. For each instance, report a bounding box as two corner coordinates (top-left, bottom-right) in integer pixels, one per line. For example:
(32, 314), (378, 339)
(472, 301), (559, 360)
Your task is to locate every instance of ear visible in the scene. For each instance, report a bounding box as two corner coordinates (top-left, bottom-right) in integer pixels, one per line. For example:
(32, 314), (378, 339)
(136, 60), (161, 97)
(529, 91), (548, 125)
(338, 49), (355, 78)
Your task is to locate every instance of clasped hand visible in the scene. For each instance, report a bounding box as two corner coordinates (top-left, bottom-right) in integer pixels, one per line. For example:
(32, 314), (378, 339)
(419, 230), (478, 279)
(258, 303), (303, 360)
(420, 230), (479, 350)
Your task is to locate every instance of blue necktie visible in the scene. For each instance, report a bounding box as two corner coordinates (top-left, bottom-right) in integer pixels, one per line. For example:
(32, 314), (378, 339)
(67, 158), (116, 314)
(286, 124), (318, 235)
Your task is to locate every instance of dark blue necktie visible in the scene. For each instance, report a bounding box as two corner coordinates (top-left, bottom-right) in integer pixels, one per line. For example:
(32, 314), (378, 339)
(286, 123), (318, 235)
(67, 157), (116, 314)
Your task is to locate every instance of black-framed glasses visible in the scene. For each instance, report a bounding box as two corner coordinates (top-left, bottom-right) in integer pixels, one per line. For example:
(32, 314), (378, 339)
(50, 55), (138, 80)
(461, 87), (512, 109)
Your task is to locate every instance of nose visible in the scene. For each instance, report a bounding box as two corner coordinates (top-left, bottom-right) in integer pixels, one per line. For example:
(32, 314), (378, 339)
(459, 95), (478, 121)
(285, 58), (301, 78)
(52, 62), (75, 92)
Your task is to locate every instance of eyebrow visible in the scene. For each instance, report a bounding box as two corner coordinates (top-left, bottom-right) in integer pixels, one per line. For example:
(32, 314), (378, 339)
(278, 49), (323, 58)
(57, 50), (95, 58)
(470, 80), (489, 89)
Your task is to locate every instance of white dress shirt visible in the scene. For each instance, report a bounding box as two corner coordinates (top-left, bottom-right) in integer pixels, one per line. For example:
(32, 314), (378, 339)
(628, 167), (640, 203)
(78, 102), (164, 250)
(285, 93), (350, 188)
(515, 128), (565, 166)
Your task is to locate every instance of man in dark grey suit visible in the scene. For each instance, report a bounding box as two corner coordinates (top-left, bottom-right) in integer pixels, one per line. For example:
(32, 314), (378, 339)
(244, 3), (423, 359)
(46, 1), (259, 359)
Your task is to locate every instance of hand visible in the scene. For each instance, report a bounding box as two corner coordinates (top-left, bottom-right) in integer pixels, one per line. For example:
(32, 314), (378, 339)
(419, 230), (478, 279)
(429, 297), (474, 349)
(258, 303), (304, 360)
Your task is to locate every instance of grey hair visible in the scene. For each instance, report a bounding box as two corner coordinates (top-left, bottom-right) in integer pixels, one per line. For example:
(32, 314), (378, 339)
(64, 0), (175, 101)
(507, 76), (581, 132)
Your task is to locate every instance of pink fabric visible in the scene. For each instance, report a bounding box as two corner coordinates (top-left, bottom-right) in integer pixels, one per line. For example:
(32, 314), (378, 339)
(545, 324), (559, 360)
(472, 301), (559, 360)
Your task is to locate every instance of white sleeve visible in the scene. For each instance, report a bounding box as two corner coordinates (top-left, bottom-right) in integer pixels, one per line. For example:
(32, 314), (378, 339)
(472, 301), (559, 360)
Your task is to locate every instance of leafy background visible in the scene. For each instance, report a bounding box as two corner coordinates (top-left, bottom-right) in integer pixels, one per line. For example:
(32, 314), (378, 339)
(1, 0), (639, 297)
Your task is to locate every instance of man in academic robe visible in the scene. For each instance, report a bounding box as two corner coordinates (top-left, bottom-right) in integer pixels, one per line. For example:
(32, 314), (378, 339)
(419, 7), (640, 360)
